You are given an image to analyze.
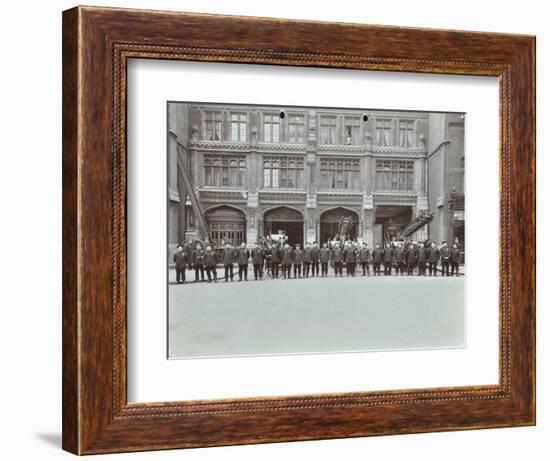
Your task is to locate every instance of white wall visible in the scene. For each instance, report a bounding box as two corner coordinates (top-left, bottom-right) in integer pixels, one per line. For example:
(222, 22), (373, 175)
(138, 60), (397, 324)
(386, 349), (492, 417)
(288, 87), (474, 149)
(0, 0), (546, 460)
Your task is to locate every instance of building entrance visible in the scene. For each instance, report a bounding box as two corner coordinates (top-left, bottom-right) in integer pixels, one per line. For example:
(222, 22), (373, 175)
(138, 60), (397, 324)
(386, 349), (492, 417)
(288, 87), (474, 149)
(320, 207), (359, 244)
(263, 207), (304, 246)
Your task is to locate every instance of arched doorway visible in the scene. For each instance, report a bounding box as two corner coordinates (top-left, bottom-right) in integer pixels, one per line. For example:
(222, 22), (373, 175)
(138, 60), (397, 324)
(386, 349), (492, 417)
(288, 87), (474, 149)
(320, 207), (359, 243)
(205, 206), (246, 247)
(263, 206), (304, 246)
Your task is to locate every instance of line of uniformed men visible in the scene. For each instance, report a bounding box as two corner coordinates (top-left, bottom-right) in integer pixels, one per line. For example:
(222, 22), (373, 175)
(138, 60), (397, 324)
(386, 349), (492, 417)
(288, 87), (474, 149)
(173, 239), (462, 284)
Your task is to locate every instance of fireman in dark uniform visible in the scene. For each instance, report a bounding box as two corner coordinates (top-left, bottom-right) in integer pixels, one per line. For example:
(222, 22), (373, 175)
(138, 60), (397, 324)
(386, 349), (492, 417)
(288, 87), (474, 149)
(303, 242), (312, 278)
(204, 245), (218, 282)
(222, 243), (235, 282)
(393, 242), (405, 276)
(406, 242), (417, 276)
(251, 243), (264, 280)
(237, 242), (250, 281)
(332, 243), (344, 277)
(281, 243), (293, 279)
(428, 241), (439, 276)
(372, 243), (383, 276)
(359, 242), (370, 276)
(311, 242), (320, 277)
(270, 243), (281, 279)
(293, 244), (304, 278)
(383, 243), (393, 275)
(319, 242), (331, 277)
(344, 243), (356, 276)
(450, 243), (461, 276)
(416, 242), (428, 276)
(440, 241), (451, 276)
(173, 244), (188, 284)
(192, 243), (205, 282)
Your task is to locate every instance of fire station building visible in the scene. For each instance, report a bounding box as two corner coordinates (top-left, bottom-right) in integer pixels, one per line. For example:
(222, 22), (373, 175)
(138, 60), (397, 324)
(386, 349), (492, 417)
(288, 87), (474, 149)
(167, 102), (465, 251)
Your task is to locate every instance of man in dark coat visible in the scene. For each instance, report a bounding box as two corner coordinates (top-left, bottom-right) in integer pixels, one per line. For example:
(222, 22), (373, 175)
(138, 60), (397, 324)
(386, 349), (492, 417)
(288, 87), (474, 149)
(222, 243), (235, 282)
(344, 243), (356, 276)
(359, 242), (370, 276)
(319, 242), (331, 277)
(303, 242), (312, 278)
(173, 244), (188, 284)
(440, 241), (451, 276)
(281, 243), (294, 279)
(237, 242), (250, 281)
(204, 244), (218, 282)
(416, 242), (428, 276)
(393, 242), (405, 276)
(406, 242), (417, 276)
(332, 243), (344, 277)
(450, 243), (461, 276)
(293, 244), (304, 278)
(383, 243), (393, 275)
(192, 243), (205, 282)
(427, 242), (439, 276)
(371, 243), (383, 276)
(311, 242), (320, 277)
(251, 243), (264, 280)
(270, 243), (281, 279)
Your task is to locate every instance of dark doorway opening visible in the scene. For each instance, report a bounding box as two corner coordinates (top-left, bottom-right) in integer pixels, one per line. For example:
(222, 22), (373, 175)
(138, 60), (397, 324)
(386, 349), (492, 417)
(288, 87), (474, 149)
(320, 207), (359, 243)
(375, 206), (413, 244)
(263, 207), (304, 246)
(205, 206), (246, 247)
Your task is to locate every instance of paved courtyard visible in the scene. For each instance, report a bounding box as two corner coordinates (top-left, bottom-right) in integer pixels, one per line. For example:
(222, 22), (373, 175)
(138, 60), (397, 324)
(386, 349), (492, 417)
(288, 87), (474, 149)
(168, 268), (465, 359)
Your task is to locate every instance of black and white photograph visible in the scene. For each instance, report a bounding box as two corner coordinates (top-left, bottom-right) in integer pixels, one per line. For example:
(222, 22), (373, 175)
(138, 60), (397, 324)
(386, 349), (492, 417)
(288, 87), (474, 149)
(167, 102), (466, 359)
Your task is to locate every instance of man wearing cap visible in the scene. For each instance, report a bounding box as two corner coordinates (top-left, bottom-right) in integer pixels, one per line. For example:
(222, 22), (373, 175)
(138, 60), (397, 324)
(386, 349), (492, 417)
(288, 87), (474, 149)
(383, 243), (393, 275)
(303, 242), (312, 278)
(358, 242), (370, 276)
(237, 242), (250, 282)
(293, 243), (304, 278)
(281, 243), (294, 279)
(371, 243), (383, 276)
(311, 242), (320, 277)
(440, 241), (451, 276)
(173, 244), (189, 284)
(204, 244), (218, 282)
(427, 241), (439, 276)
(319, 242), (331, 277)
(251, 243), (264, 280)
(450, 242), (461, 276)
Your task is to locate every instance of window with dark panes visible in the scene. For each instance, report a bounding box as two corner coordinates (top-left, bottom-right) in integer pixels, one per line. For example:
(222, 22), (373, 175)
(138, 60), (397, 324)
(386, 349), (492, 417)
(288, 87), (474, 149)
(263, 113), (280, 142)
(230, 113), (247, 141)
(320, 115), (337, 144)
(204, 155), (246, 187)
(375, 118), (392, 146)
(344, 116), (361, 145)
(263, 156), (304, 189)
(288, 114), (305, 143)
(398, 119), (415, 147)
(204, 111), (222, 141)
(320, 158), (360, 190)
(375, 160), (414, 191)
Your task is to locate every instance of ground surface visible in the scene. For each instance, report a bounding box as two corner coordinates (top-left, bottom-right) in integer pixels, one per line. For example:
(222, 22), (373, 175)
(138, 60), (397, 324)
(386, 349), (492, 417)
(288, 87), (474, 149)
(168, 267), (465, 359)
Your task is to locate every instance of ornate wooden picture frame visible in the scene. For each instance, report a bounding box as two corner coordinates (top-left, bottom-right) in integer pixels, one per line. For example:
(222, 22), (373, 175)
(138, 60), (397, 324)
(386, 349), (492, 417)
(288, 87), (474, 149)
(62, 6), (535, 455)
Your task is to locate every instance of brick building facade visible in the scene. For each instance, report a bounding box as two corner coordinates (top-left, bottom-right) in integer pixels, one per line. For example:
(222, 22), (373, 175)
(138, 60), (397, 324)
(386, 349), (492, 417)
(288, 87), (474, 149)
(167, 102), (464, 253)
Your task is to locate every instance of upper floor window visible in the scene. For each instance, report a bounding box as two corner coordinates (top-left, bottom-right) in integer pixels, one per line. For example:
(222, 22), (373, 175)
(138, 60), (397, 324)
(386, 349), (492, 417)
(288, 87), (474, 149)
(320, 115), (337, 144)
(344, 116), (361, 145)
(230, 113), (247, 142)
(375, 118), (392, 146)
(375, 160), (414, 191)
(288, 114), (305, 143)
(204, 111), (222, 141)
(320, 158), (360, 190)
(204, 155), (246, 187)
(398, 120), (415, 147)
(263, 113), (280, 143)
(263, 156), (304, 189)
